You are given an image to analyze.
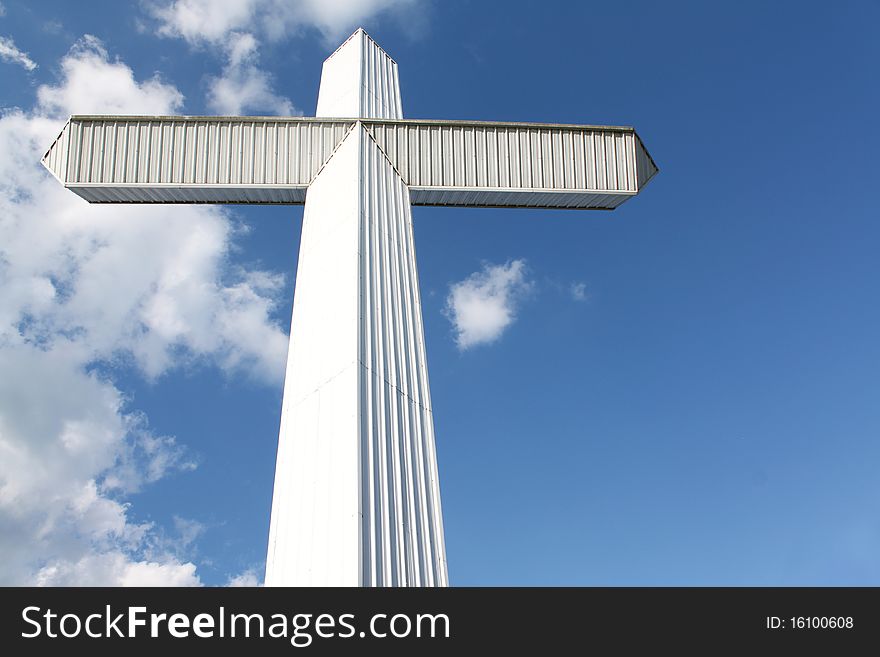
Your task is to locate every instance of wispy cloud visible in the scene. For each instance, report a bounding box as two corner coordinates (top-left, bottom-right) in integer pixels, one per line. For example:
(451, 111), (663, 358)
(570, 281), (588, 302)
(43, 20), (64, 35)
(150, 0), (260, 44)
(148, 0), (426, 45)
(444, 259), (533, 350)
(0, 35), (37, 70)
(226, 567), (263, 587)
(148, 0), (428, 122)
(148, 0), (427, 116)
(206, 31), (296, 115)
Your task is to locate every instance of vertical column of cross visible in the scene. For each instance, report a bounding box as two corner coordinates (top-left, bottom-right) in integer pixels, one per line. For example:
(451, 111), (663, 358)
(265, 29), (447, 586)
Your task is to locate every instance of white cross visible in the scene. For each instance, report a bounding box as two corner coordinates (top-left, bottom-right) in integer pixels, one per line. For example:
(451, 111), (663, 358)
(42, 28), (658, 587)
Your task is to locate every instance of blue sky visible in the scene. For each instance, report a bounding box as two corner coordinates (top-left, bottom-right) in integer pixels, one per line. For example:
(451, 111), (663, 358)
(1, 0), (878, 585)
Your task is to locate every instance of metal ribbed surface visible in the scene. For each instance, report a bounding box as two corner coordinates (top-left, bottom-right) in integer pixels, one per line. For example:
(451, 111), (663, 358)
(409, 187), (632, 209)
(42, 117), (656, 208)
(365, 121), (641, 193)
(43, 117), (353, 187)
(69, 184), (307, 204)
(359, 31), (402, 119)
(316, 28), (402, 120)
(358, 128), (447, 586)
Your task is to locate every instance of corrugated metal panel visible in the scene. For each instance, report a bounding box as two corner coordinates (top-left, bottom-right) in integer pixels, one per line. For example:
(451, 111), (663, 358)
(409, 187), (632, 209)
(43, 117), (355, 187)
(316, 28), (402, 120)
(67, 184), (308, 204)
(357, 127), (446, 586)
(363, 121), (640, 193)
(360, 30), (402, 119)
(43, 117), (657, 208)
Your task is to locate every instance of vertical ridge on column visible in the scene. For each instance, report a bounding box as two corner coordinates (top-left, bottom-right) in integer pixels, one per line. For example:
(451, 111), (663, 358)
(358, 127), (447, 586)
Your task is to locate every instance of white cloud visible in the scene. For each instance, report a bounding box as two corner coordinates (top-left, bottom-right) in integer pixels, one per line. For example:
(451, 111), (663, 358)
(0, 3), (6, 18)
(571, 281), (588, 302)
(36, 553), (201, 586)
(288, 0), (423, 42)
(226, 567), (262, 586)
(37, 35), (181, 115)
(151, 0), (260, 44)
(173, 516), (207, 548)
(207, 32), (296, 115)
(0, 35), (37, 70)
(0, 36), (289, 584)
(444, 259), (533, 350)
(149, 1), (426, 118)
(0, 345), (200, 585)
(148, 0), (424, 44)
